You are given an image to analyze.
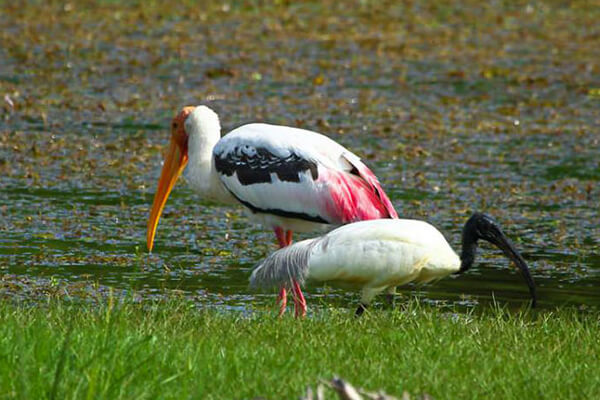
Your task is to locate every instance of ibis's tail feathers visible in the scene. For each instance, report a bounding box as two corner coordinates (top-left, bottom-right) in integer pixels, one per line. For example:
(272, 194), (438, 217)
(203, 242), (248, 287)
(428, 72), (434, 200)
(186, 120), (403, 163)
(250, 238), (320, 290)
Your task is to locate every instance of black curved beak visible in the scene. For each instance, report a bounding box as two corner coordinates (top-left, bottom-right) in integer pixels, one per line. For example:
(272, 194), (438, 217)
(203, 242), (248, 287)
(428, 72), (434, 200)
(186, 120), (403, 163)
(486, 233), (537, 308)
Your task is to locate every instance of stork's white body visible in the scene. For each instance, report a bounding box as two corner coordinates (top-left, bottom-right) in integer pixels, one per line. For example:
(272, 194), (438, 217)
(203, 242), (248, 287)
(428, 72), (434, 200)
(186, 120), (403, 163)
(183, 107), (397, 234)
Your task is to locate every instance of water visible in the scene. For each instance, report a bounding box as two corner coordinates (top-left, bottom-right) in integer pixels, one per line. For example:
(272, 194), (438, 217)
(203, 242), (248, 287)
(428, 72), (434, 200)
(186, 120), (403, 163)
(1, 2), (599, 312)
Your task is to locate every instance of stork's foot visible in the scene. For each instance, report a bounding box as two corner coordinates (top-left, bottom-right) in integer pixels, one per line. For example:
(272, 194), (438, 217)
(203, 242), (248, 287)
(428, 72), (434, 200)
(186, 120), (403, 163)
(292, 279), (307, 318)
(277, 287), (287, 317)
(355, 303), (368, 317)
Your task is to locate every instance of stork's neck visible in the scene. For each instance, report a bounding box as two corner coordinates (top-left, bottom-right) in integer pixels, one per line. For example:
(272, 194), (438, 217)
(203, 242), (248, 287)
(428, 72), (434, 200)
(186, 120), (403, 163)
(184, 107), (234, 204)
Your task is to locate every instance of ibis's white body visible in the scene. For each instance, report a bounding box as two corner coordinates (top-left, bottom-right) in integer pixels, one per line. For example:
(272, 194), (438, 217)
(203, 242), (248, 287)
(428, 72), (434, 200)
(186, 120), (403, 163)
(251, 219), (461, 304)
(309, 219), (459, 285)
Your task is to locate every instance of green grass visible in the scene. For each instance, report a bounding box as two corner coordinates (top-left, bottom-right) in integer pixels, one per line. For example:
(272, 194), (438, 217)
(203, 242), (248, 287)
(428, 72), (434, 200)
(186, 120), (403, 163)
(0, 299), (598, 399)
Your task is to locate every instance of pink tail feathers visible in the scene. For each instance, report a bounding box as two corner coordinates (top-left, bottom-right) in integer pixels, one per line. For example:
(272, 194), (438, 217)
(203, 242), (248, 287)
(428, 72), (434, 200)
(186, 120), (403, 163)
(320, 163), (398, 224)
(353, 162), (398, 219)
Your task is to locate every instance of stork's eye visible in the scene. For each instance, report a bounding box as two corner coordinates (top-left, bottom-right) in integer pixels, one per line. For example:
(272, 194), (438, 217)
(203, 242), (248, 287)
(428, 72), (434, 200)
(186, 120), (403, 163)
(172, 122), (178, 129)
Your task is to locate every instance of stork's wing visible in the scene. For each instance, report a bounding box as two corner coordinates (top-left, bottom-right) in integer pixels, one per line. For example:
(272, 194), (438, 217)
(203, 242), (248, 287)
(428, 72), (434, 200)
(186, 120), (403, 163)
(213, 123), (397, 225)
(214, 146), (318, 186)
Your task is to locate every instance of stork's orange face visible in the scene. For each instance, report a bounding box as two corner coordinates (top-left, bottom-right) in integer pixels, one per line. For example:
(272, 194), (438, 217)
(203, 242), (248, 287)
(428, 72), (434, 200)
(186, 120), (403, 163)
(146, 106), (195, 251)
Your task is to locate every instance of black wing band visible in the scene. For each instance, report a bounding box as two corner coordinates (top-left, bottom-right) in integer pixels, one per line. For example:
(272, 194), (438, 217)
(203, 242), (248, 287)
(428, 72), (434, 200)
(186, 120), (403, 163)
(215, 147), (319, 185)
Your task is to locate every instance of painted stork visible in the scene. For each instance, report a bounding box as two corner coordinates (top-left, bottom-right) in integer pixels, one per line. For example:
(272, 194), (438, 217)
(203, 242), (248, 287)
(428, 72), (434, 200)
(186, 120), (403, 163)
(146, 105), (398, 317)
(250, 212), (537, 315)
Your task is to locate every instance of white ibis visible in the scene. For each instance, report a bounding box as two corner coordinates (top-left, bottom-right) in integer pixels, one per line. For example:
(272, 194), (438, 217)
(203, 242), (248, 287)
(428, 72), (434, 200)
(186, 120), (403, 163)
(250, 212), (537, 315)
(147, 105), (398, 317)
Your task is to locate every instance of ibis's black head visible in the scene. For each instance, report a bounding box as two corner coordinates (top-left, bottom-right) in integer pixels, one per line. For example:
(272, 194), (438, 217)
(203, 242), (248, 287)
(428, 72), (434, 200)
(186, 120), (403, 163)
(458, 212), (537, 307)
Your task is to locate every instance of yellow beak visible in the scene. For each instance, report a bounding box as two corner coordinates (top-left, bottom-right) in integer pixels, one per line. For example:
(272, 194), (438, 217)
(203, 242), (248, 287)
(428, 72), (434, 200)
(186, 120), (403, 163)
(146, 138), (188, 251)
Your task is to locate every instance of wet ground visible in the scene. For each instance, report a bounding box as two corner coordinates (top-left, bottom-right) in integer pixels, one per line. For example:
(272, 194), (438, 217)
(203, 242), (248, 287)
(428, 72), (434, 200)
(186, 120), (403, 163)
(1, 1), (599, 311)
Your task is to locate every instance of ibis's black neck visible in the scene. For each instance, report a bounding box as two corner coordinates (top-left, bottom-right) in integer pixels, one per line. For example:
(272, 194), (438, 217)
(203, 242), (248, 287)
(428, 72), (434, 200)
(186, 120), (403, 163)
(457, 213), (484, 274)
(453, 212), (537, 307)
(459, 238), (477, 274)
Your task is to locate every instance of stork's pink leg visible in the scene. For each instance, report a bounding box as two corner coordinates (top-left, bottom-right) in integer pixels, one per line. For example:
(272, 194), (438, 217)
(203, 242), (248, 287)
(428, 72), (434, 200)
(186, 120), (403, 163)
(292, 279), (307, 318)
(279, 230), (306, 318)
(277, 286), (287, 317)
(291, 287), (301, 316)
(273, 228), (305, 317)
(274, 226), (287, 248)
(273, 227), (289, 315)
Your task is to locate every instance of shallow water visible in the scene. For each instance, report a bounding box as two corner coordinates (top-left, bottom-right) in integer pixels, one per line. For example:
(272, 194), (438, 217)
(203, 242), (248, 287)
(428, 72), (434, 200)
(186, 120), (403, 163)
(1, 1), (599, 312)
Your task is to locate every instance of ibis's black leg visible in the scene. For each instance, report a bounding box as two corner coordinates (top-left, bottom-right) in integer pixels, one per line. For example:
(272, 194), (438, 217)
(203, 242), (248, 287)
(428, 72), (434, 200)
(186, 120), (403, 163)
(355, 303), (368, 317)
(384, 294), (395, 308)
(385, 293), (396, 308)
(383, 287), (397, 309)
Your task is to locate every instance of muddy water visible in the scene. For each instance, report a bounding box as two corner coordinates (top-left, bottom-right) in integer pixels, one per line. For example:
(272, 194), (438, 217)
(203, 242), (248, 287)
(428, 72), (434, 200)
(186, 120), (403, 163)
(1, 2), (598, 312)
